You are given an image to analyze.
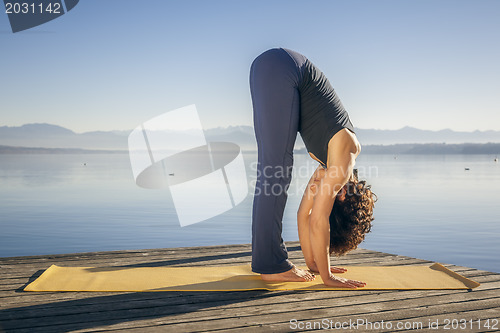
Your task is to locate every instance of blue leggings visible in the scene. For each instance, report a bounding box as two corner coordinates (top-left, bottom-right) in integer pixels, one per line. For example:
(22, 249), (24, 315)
(250, 48), (307, 274)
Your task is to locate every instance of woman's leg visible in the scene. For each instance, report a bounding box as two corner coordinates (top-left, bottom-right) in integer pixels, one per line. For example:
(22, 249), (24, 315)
(250, 48), (302, 274)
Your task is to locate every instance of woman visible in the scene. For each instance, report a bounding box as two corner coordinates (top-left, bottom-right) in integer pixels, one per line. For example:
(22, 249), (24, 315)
(250, 47), (375, 288)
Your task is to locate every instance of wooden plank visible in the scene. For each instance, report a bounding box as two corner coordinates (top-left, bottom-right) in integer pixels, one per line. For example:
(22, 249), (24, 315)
(0, 253), (431, 287)
(2, 277), (498, 323)
(0, 251), (493, 306)
(13, 292), (496, 333)
(0, 255), (439, 300)
(0, 243), (377, 267)
(1, 274), (498, 332)
(231, 307), (500, 333)
(0, 249), (426, 279)
(0, 264), (484, 302)
(0, 244), (498, 333)
(0, 259), (488, 298)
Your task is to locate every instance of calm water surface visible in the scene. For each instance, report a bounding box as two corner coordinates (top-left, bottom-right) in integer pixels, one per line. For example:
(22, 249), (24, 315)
(1, 153), (499, 273)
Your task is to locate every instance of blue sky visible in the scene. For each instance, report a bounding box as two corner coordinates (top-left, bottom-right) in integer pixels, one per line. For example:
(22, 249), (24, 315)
(1, 0), (499, 132)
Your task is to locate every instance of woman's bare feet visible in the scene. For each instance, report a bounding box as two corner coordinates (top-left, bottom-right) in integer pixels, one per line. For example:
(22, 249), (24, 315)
(260, 265), (315, 282)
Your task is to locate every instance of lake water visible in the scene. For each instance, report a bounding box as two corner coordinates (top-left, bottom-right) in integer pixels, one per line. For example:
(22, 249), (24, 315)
(1, 152), (499, 273)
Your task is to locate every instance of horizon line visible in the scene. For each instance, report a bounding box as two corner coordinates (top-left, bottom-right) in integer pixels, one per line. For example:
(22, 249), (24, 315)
(2, 122), (500, 134)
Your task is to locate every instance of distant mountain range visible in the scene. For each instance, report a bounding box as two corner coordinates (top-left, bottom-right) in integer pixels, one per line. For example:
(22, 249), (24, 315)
(1, 123), (500, 152)
(0, 124), (130, 150)
(0, 123), (258, 151)
(356, 126), (500, 145)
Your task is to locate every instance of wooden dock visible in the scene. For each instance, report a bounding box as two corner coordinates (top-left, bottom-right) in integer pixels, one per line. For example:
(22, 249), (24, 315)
(1, 242), (499, 332)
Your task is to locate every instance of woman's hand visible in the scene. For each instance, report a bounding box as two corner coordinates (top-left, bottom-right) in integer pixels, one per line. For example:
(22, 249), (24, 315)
(323, 274), (366, 289)
(307, 262), (347, 274)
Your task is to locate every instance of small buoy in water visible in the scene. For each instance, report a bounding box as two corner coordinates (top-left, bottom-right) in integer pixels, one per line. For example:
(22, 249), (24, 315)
(169, 173), (175, 176)
(495, 158), (498, 162)
(83, 163), (87, 166)
(465, 168), (470, 171)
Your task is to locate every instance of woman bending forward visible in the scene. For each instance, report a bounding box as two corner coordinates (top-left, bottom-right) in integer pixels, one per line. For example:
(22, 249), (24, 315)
(250, 48), (376, 288)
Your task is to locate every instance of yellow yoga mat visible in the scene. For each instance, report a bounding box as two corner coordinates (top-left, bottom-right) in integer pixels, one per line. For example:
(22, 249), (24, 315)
(24, 263), (479, 292)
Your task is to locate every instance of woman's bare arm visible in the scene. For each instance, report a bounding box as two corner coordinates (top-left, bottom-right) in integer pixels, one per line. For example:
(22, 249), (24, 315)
(309, 130), (364, 288)
(297, 165), (323, 270)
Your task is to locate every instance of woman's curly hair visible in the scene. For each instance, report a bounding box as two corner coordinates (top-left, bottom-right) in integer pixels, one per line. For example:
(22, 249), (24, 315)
(329, 177), (376, 256)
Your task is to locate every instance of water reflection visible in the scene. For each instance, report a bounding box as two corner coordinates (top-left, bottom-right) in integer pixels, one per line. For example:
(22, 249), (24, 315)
(0, 152), (499, 273)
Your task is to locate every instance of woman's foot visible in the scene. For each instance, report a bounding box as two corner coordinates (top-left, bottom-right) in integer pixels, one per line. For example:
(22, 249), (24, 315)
(260, 265), (315, 282)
